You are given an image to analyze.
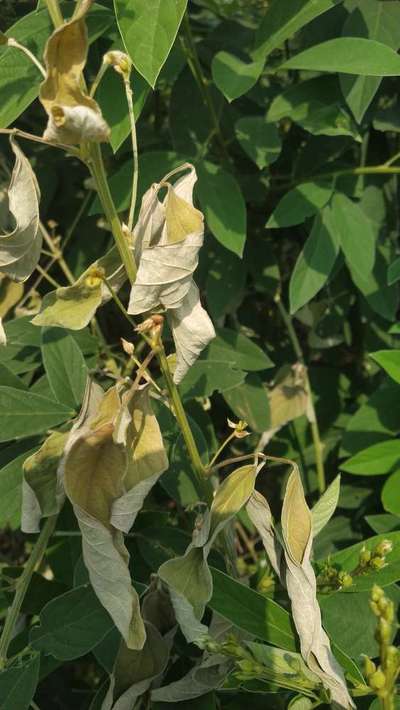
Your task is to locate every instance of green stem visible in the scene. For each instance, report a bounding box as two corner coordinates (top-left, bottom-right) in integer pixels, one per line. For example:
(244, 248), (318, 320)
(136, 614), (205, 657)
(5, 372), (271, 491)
(156, 343), (212, 504)
(182, 13), (231, 167)
(45, 0), (64, 27)
(87, 143), (137, 286)
(123, 73), (139, 233)
(275, 297), (326, 494)
(0, 515), (58, 667)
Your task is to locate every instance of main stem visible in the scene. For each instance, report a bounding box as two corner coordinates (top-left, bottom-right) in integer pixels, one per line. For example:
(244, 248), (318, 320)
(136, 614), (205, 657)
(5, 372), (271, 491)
(276, 297), (326, 494)
(0, 515), (58, 666)
(45, 0), (64, 26)
(88, 143), (137, 286)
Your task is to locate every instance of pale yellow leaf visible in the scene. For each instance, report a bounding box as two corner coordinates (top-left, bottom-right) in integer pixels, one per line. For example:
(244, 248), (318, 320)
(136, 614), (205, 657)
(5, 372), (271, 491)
(165, 187), (203, 244)
(281, 466), (312, 565)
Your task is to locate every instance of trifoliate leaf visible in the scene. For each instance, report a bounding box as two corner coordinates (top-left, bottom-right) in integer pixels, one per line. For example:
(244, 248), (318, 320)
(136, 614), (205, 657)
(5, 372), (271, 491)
(128, 164), (215, 383)
(32, 246), (125, 330)
(0, 138), (41, 282)
(40, 0), (109, 144)
(21, 430), (68, 534)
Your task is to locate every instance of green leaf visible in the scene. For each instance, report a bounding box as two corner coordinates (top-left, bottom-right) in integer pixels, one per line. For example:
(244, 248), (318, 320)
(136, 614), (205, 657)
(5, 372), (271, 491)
(205, 328), (273, 372)
(326, 531), (400, 591)
(312, 475), (340, 536)
(388, 256), (400, 285)
(382, 471), (400, 516)
(179, 361), (245, 400)
(211, 52), (263, 102)
(340, 0), (400, 123)
(235, 116), (281, 169)
(160, 416), (208, 506)
(281, 37), (400, 76)
(341, 383), (400, 456)
(31, 585), (115, 660)
(41, 328), (88, 409)
(350, 247), (398, 321)
(341, 440), (400, 476)
(330, 193), (376, 282)
(222, 374), (271, 433)
(253, 0), (344, 62)
(209, 568), (297, 651)
(196, 161), (247, 257)
(289, 207), (340, 314)
(0, 653), (39, 710)
(267, 180), (333, 228)
(366, 514), (400, 535)
(0, 447), (38, 529)
(267, 76), (360, 140)
(0, 4), (113, 129)
(0, 362), (27, 391)
(0, 387), (73, 443)
(370, 350), (400, 384)
(114, 0), (187, 87)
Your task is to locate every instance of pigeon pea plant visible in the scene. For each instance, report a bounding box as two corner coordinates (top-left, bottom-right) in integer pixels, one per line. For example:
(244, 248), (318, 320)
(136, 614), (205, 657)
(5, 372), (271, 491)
(1, 1), (400, 709)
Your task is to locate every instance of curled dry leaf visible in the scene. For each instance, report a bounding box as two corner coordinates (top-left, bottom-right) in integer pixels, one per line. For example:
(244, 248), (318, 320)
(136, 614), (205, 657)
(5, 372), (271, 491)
(151, 654), (231, 703)
(247, 467), (354, 709)
(0, 138), (41, 282)
(39, 0), (109, 144)
(21, 431), (69, 534)
(159, 462), (262, 644)
(62, 379), (167, 650)
(128, 164), (215, 383)
(32, 246), (125, 330)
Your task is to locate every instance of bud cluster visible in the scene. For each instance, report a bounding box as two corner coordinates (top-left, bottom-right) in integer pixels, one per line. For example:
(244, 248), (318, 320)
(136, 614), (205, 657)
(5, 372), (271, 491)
(363, 586), (400, 707)
(317, 540), (393, 593)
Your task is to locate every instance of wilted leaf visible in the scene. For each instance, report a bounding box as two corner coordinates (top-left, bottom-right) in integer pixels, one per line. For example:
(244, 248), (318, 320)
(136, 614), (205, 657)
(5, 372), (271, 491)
(128, 165), (215, 383)
(21, 430), (68, 534)
(0, 275), (24, 318)
(0, 138), (41, 282)
(151, 654), (230, 703)
(208, 464), (260, 542)
(259, 364), (311, 447)
(40, 0), (109, 144)
(101, 622), (170, 710)
(282, 466), (312, 565)
(33, 246), (125, 330)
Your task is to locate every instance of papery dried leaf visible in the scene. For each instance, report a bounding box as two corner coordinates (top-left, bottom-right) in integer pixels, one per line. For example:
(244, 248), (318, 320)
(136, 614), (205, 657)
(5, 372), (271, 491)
(40, 0), (109, 144)
(128, 165), (215, 383)
(111, 387), (168, 533)
(248, 468), (354, 708)
(21, 431), (69, 534)
(32, 246), (125, 329)
(101, 622), (170, 710)
(63, 381), (146, 649)
(208, 463), (260, 543)
(281, 465), (312, 565)
(0, 139), (41, 282)
(258, 364), (311, 448)
(0, 318), (5, 346)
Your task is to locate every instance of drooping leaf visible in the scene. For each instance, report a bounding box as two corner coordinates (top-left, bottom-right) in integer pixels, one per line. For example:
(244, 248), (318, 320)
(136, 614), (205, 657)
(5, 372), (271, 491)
(101, 623), (170, 710)
(21, 430), (68, 534)
(151, 654), (230, 703)
(341, 440), (400, 476)
(340, 0), (400, 123)
(41, 327), (88, 408)
(30, 585), (115, 660)
(211, 52), (263, 102)
(0, 138), (41, 282)
(370, 350), (400, 384)
(128, 164), (215, 383)
(312, 475), (341, 537)
(0, 387), (73, 443)
(0, 653), (40, 710)
(281, 37), (400, 76)
(32, 246), (125, 330)
(253, 0), (344, 62)
(258, 364), (311, 446)
(267, 180), (333, 228)
(40, 0), (109, 144)
(208, 464), (260, 542)
(114, 0), (187, 87)
(235, 116), (281, 169)
(289, 206), (340, 314)
(196, 161), (247, 258)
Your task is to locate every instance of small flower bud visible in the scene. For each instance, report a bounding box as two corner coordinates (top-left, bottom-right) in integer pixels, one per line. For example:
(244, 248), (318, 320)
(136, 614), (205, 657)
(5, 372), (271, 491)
(375, 618), (391, 644)
(338, 572), (353, 588)
(371, 585), (384, 603)
(359, 547), (372, 566)
(370, 556), (386, 570)
(363, 656), (376, 678)
(103, 50), (132, 76)
(84, 266), (105, 288)
(369, 669), (386, 691)
(386, 646), (400, 671)
(374, 540), (393, 557)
